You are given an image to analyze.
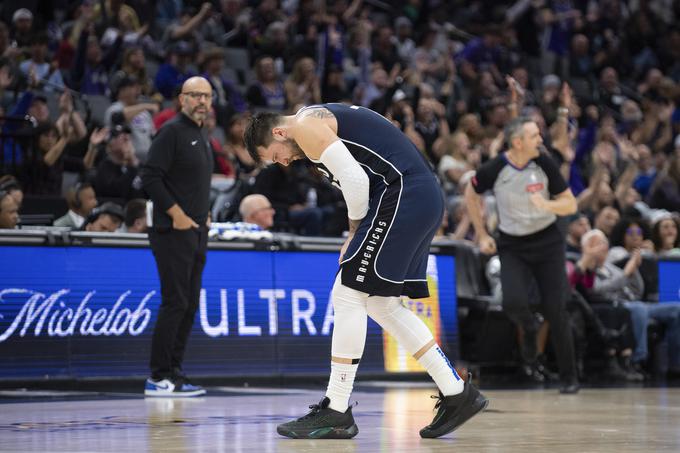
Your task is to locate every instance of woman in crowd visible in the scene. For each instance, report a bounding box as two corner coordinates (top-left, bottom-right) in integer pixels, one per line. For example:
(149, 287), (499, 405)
(283, 57), (321, 108)
(648, 154), (680, 212)
(608, 217), (655, 263)
(652, 215), (680, 256)
(246, 56), (287, 112)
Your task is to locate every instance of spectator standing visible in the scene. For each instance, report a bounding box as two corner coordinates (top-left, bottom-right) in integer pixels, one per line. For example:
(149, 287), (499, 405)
(155, 41), (196, 99)
(71, 17), (122, 96)
(246, 56), (286, 111)
(648, 154), (680, 212)
(18, 32), (64, 92)
(110, 46), (155, 97)
(284, 57), (321, 108)
(93, 124), (145, 200)
(105, 76), (158, 162)
(200, 47), (246, 129)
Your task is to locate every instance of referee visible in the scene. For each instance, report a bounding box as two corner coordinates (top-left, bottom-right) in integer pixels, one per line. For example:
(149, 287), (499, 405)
(141, 77), (213, 397)
(465, 116), (580, 394)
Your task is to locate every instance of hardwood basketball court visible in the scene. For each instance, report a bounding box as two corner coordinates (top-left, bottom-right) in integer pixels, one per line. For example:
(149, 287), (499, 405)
(1, 383), (678, 452)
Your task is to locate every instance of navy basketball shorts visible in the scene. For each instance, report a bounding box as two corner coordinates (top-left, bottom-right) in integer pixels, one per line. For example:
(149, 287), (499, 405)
(340, 173), (444, 299)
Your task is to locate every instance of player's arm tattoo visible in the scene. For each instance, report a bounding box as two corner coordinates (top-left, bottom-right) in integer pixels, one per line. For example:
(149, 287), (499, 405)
(300, 107), (334, 119)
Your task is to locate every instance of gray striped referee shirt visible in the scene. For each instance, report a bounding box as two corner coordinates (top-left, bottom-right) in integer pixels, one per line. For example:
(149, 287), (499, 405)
(471, 152), (568, 236)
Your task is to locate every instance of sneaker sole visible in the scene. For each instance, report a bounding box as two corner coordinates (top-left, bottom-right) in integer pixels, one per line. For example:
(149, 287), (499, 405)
(420, 394), (489, 439)
(144, 389), (206, 397)
(277, 423), (359, 439)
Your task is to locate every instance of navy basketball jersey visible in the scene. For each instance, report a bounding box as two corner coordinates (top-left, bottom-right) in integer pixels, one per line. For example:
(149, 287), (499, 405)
(304, 103), (433, 189)
(302, 103), (442, 299)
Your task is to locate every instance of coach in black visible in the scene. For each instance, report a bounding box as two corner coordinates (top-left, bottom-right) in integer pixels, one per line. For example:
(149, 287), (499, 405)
(465, 116), (580, 394)
(141, 76), (213, 397)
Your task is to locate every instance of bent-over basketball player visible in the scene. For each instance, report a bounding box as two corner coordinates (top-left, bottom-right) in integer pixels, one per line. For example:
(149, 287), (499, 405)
(244, 103), (488, 439)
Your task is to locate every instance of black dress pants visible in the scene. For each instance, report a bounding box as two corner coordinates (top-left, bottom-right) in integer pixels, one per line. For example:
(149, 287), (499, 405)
(148, 226), (208, 380)
(498, 223), (577, 382)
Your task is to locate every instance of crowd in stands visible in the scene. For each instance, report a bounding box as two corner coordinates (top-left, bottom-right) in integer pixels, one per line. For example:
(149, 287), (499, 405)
(1, 0), (680, 380)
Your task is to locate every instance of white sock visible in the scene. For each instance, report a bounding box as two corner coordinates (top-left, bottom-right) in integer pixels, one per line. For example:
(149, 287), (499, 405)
(325, 361), (358, 412)
(325, 274), (368, 413)
(418, 345), (464, 396)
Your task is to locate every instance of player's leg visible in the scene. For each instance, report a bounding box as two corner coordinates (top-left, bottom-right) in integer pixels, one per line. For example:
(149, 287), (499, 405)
(366, 296), (488, 438)
(277, 274), (365, 439)
(367, 296), (463, 394)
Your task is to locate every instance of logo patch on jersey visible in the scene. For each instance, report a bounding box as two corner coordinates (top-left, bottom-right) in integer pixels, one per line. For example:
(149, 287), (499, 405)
(525, 182), (544, 193)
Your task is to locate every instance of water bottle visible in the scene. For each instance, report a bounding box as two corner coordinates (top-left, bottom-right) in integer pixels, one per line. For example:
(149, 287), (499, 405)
(306, 188), (318, 207)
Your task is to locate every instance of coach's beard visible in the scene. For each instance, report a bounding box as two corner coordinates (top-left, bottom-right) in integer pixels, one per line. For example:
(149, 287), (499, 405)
(190, 106), (208, 125)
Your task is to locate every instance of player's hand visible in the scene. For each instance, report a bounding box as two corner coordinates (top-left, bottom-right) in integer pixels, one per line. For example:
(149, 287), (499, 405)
(478, 234), (497, 255)
(339, 234), (353, 264)
(173, 212), (199, 230)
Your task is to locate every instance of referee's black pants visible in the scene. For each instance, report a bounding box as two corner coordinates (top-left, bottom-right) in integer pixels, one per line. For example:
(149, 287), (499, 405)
(498, 223), (577, 382)
(148, 226), (208, 381)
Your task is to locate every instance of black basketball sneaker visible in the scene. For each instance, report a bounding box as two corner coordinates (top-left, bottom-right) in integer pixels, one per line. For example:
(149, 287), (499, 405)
(277, 396), (359, 439)
(419, 374), (489, 438)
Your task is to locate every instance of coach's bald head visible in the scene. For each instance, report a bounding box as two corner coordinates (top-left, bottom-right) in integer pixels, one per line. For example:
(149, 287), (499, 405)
(180, 76), (212, 126)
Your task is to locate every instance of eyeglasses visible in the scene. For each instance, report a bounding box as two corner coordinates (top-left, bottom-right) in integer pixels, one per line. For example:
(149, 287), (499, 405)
(626, 226), (643, 236)
(182, 92), (212, 101)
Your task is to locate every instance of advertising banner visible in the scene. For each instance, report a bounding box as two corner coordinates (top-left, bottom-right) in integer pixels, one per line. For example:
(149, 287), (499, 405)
(658, 259), (680, 303)
(0, 246), (457, 379)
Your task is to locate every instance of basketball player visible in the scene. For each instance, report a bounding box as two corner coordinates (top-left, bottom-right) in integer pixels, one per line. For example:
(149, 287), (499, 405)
(244, 104), (488, 439)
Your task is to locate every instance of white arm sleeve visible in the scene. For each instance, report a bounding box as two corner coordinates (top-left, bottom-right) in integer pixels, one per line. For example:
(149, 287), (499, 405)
(319, 140), (369, 220)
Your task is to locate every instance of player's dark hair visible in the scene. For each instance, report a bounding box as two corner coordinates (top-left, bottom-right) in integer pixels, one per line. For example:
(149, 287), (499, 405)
(243, 112), (283, 164)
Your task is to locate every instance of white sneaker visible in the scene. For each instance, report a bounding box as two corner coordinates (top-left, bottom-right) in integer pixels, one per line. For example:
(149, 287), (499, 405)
(144, 378), (206, 397)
